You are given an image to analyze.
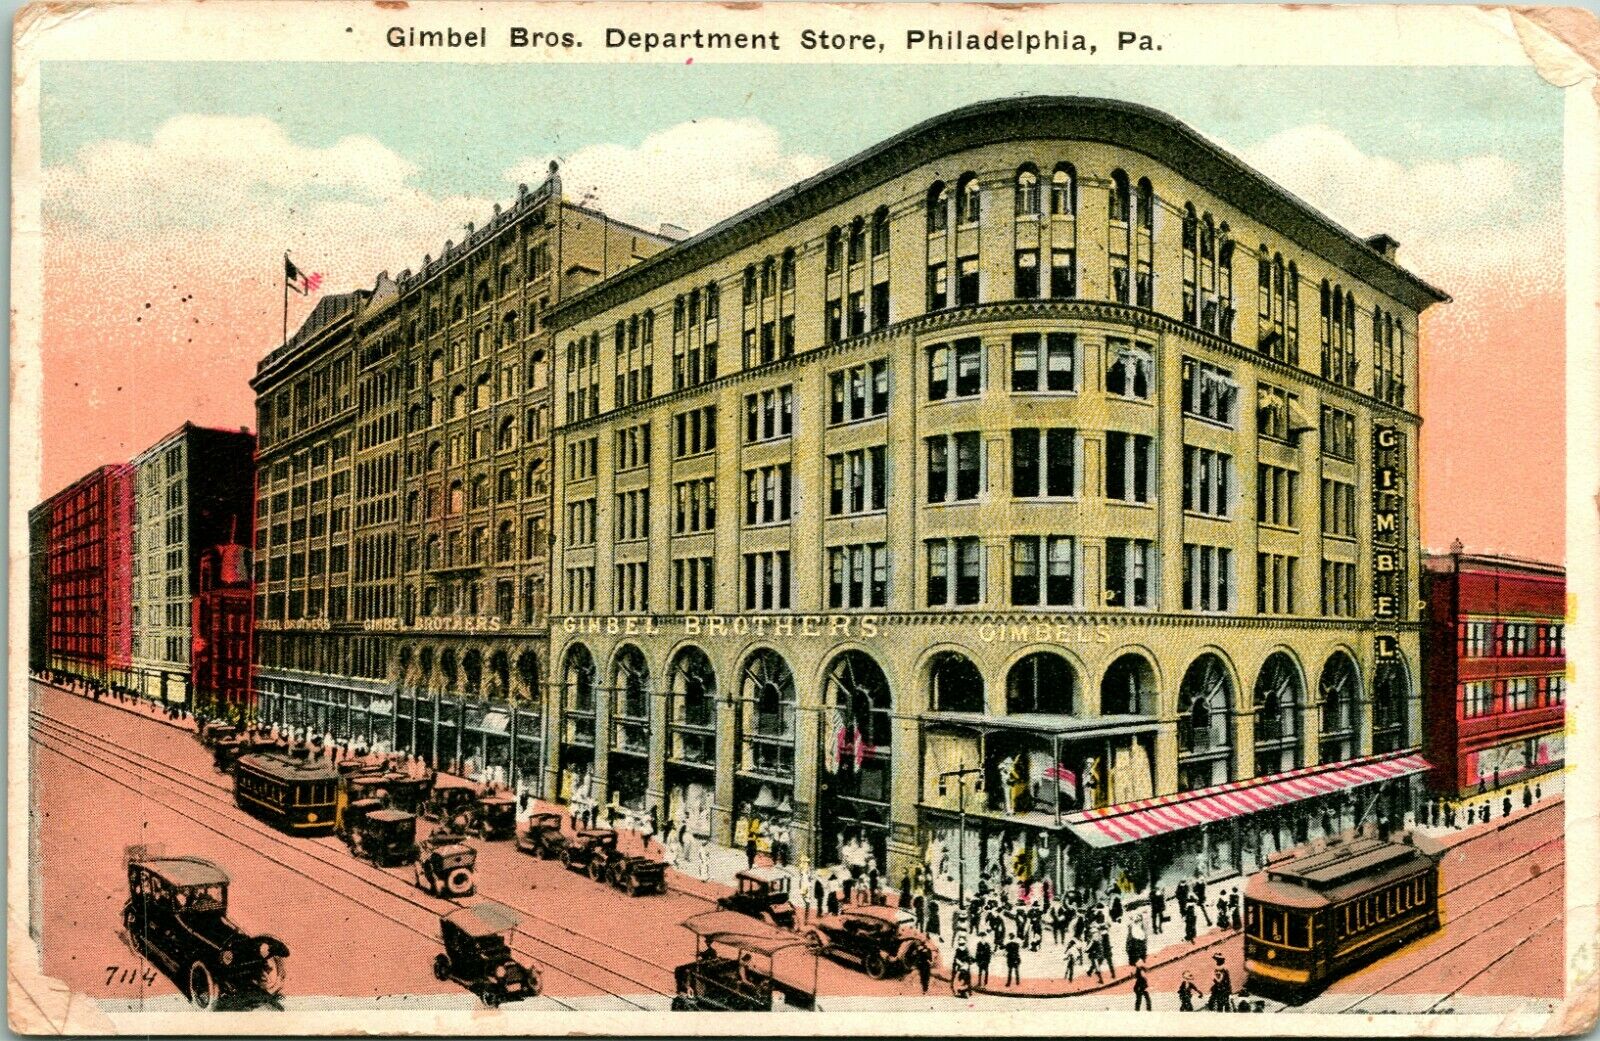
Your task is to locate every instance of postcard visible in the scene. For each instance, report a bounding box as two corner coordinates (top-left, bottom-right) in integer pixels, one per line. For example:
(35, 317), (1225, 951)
(9, 1), (1598, 1035)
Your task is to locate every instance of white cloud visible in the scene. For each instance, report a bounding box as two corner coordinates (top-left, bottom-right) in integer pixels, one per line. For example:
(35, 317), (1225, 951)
(1228, 124), (1561, 296)
(510, 117), (833, 237)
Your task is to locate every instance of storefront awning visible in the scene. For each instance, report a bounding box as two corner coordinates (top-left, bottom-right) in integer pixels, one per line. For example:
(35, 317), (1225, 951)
(1062, 750), (1430, 848)
(919, 712), (1159, 739)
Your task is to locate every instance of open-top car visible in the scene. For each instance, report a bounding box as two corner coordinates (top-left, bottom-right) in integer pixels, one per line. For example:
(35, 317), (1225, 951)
(558, 828), (618, 876)
(803, 904), (930, 980)
(472, 793), (518, 840)
(673, 911), (818, 1012)
(122, 853), (289, 1009)
(345, 803), (419, 867)
(514, 812), (568, 859)
(414, 827), (476, 897)
(717, 868), (796, 928)
(433, 903), (541, 1007)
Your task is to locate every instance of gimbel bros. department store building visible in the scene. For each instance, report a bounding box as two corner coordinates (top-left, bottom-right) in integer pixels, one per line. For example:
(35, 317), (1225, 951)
(546, 96), (1447, 895)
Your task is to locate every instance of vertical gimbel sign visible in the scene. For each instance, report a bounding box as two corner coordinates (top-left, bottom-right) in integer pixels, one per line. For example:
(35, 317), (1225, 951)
(1371, 422), (1407, 622)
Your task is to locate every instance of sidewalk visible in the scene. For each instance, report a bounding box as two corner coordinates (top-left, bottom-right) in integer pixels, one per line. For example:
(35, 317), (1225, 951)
(36, 675), (198, 735)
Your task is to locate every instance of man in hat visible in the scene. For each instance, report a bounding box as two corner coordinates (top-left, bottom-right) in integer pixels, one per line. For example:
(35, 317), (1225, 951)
(1133, 960), (1152, 1011)
(1207, 953), (1234, 1011)
(1178, 970), (1201, 1011)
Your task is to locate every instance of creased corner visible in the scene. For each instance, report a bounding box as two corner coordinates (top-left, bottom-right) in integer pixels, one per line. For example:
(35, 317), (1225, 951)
(1508, 7), (1600, 88)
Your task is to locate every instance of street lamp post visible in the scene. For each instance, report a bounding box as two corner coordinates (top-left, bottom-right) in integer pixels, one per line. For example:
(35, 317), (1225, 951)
(937, 764), (983, 905)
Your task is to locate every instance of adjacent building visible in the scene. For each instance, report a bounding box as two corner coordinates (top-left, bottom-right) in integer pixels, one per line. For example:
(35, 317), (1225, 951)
(546, 96), (1448, 892)
(34, 464), (135, 686)
(1421, 548), (1566, 797)
(193, 540), (256, 710)
(248, 164), (671, 771)
(128, 423), (256, 707)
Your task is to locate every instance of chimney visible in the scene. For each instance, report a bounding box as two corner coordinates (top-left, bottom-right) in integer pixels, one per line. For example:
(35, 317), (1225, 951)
(1365, 233), (1400, 261)
(658, 223), (690, 243)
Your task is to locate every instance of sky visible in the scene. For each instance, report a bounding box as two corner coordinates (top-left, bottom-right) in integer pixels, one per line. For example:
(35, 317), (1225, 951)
(34, 61), (1566, 561)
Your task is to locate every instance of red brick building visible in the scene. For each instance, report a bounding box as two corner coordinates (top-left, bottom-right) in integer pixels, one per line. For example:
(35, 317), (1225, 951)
(1422, 547), (1566, 796)
(192, 541), (255, 710)
(38, 464), (135, 683)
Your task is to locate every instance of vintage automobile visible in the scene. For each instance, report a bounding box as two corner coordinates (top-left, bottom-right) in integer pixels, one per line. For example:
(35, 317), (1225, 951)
(673, 912), (818, 1012)
(514, 812), (568, 859)
(433, 903), (541, 1007)
(414, 828), (477, 897)
(122, 854), (290, 1009)
(197, 722), (238, 749)
(605, 851), (668, 896)
(384, 774), (435, 815)
(472, 793), (518, 841)
(423, 776), (483, 825)
(803, 905), (930, 980)
(211, 736), (247, 773)
(717, 868), (797, 928)
(344, 802), (420, 868)
(558, 828), (619, 876)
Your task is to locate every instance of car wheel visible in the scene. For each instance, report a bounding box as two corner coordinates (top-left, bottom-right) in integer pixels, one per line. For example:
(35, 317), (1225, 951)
(481, 989), (501, 1009)
(122, 908), (142, 951)
(587, 861), (604, 882)
(865, 951), (888, 980)
(445, 868), (474, 897)
(526, 968), (542, 998)
(260, 955), (288, 995)
(432, 954), (450, 981)
(188, 961), (218, 1010)
(804, 930), (826, 953)
(559, 850), (575, 869)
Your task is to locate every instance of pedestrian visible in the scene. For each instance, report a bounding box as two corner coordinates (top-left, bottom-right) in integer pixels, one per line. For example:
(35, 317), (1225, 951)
(1004, 934), (1022, 987)
(1229, 890), (1242, 932)
(1466, 804), (1476, 825)
(1175, 878), (1191, 914)
(1110, 892), (1124, 924)
(1097, 921), (1116, 978)
(813, 876), (825, 914)
(1182, 900), (1198, 944)
(1133, 961), (1152, 1011)
(925, 901), (942, 940)
(1493, 766), (1501, 791)
(1177, 971), (1201, 1011)
(1149, 886), (1166, 935)
(1503, 794), (1513, 819)
(1062, 934), (1082, 981)
(1028, 902), (1044, 951)
(1083, 932), (1106, 984)
(827, 887), (840, 916)
(868, 865), (881, 903)
(913, 944), (933, 993)
(1535, 782), (1543, 800)
(1482, 800), (1491, 823)
(975, 936), (992, 987)
(1125, 912), (1148, 966)
(900, 873), (913, 910)
(1207, 953), (1233, 1011)
(1049, 902), (1067, 945)
(1194, 877), (1211, 925)
(1216, 892), (1230, 930)
(745, 833), (758, 870)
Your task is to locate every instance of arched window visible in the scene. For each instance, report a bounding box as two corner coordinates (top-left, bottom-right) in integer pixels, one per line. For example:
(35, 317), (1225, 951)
(927, 181), (951, 232)
(1101, 654), (1156, 715)
(1015, 165), (1041, 217)
(825, 651), (893, 755)
(739, 650), (796, 778)
(870, 208), (889, 257)
(1318, 651), (1360, 763)
(957, 173), (981, 225)
(1371, 660), (1408, 754)
(497, 415), (515, 452)
(426, 441), (442, 470)
(1051, 165), (1077, 216)
(1007, 653), (1074, 714)
(669, 647), (716, 766)
(705, 281), (720, 318)
(451, 294), (464, 321)
(447, 480), (464, 515)
(496, 467), (515, 503)
(1253, 653), (1303, 776)
(821, 651), (893, 867)
(1178, 654), (1235, 790)
(742, 264), (757, 305)
(563, 644), (596, 714)
(1136, 177), (1154, 232)
(496, 520), (513, 560)
(929, 652), (983, 714)
(1182, 203), (1198, 253)
(430, 350), (445, 381)
(470, 475), (488, 508)
(450, 385), (466, 418)
(1109, 170), (1131, 223)
(405, 491), (419, 523)
(825, 227), (843, 273)
(848, 217), (866, 265)
(425, 535), (440, 569)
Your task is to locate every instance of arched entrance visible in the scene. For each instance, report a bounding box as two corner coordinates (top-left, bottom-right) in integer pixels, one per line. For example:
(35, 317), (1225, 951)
(928, 652), (983, 713)
(1318, 652), (1360, 763)
(560, 644), (598, 808)
(666, 647), (717, 840)
(819, 651), (893, 870)
(1177, 654), (1235, 791)
(608, 645), (651, 811)
(1101, 654), (1156, 716)
(735, 650), (796, 862)
(1252, 653), (1304, 777)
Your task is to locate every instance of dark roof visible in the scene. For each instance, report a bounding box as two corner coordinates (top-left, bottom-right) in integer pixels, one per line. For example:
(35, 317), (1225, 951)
(367, 809), (415, 824)
(235, 751), (340, 782)
(138, 857), (229, 888)
(446, 902), (520, 937)
(552, 96), (1449, 329)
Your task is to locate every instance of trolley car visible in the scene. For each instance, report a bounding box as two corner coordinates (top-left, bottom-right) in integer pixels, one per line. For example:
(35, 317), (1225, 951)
(232, 752), (340, 834)
(1243, 831), (1442, 1000)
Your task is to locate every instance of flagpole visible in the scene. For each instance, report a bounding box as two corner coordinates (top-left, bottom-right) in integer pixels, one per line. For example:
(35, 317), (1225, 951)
(282, 252), (290, 348)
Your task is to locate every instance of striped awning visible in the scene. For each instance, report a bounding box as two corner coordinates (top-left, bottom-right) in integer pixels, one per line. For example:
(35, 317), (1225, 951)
(1063, 750), (1430, 848)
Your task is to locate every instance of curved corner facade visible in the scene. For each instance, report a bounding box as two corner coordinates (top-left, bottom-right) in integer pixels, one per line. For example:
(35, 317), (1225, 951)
(546, 98), (1443, 893)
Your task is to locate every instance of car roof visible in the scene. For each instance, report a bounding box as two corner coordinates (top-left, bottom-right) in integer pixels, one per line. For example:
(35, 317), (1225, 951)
(478, 793), (516, 805)
(368, 809), (414, 823)
(738, 867), (790, 884)
(842, 905), (908, 924)
(576, 828), (614, 838)
(445, 901), (520, 936)
(136, 857), (229, 887)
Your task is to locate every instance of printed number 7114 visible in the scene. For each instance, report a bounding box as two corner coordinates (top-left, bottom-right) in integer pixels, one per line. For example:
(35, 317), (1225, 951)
(104, 965), (159, 987)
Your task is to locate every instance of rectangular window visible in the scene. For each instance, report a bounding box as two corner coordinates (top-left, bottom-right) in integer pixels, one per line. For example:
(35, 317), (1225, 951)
(1182, 544), (1233, 612)
(827, 543), (888, 609)
(1011, 428), (1076, 498)
(1257, 465), (1298, 528)
(1256, 552), (1298, 614)
(1182, 446), (1233, 518)
(1181, 358), (1237, 427)
(744, 385), (794, 444)
(928, 340), (981, 401)
(742, 550), (792, 610)
(1010, 535), (1076, 607)
(927, 537), (983, 606)
(1050, 249), (1076, 298)
(1321, 405), (1357, 461)
(1321, 478), (1357, 537)
(957, 256), (980, 306)
(1015, 250), (1039, 298)
(828, 446), (888, 516)
(1257, 383), (1297, 442)
(926, 263), (948, 313)
(1105, 538), (1156, 608)
(672, 405), (717, 458)
(672, 556), (715, 612)
(1105, 340), (1153, 400)
(1320, 560), (1357, 617)
(927, 432), (982, 504)
(1105, 432), (1154, 504)
(1011, 333), (1075, 393)
(743, 463), (793, 525)
(871, 282), (890, 330)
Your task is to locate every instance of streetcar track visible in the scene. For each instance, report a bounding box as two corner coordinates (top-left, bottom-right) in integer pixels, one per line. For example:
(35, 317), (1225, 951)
(1422, 902), (1565, 1013)
(29, 715), (662, 1010)
(1308, 848), (1565, 1014)
(32, 699), (696, 986)
(28, 709), (681, 991)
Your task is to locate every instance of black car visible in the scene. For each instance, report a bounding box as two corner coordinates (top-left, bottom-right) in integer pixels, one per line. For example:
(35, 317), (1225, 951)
(514, 812), (568, 859)
(803, 905), (930, 979)
(434, 904), (541, 1007)
(717, 868), (797, 928)
(415, 828), (477, 897)
(123, 855), (290, 1009)
(344, 801), (420, 867)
